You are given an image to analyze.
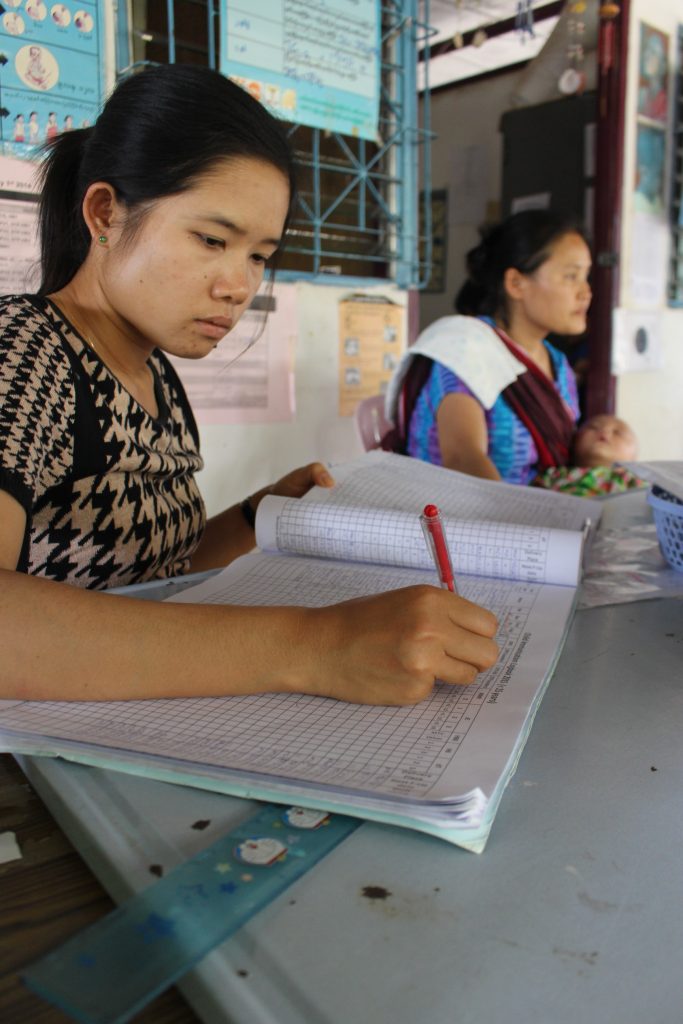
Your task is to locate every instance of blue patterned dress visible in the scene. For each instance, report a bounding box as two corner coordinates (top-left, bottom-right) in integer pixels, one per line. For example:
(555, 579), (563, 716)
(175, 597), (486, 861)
(406, 332), (580, 486)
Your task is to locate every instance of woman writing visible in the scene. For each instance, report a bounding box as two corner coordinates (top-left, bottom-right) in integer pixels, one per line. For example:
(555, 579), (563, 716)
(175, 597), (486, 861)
(0, 65), (498, 704)
(386, 211), (591, 484)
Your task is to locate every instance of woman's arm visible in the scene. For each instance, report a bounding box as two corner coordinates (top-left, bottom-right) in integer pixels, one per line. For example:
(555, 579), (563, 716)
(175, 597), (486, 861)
(0, 491), (499, 705)
(436, 392), (501, 481)
(188, 462), (334, 572)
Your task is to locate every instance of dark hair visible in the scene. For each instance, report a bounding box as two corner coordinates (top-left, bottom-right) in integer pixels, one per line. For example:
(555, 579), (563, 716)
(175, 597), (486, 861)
(38, 64), (297, 294)
(454, 210), (586, 321)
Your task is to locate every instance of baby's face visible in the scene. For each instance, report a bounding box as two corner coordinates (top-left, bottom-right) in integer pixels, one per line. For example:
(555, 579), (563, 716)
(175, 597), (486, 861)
(574, 415), (637, 467)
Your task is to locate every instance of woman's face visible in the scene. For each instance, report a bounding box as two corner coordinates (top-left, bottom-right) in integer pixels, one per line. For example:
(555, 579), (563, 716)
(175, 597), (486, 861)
(510, 231), (592, 338)
(100, 156), (290, 358)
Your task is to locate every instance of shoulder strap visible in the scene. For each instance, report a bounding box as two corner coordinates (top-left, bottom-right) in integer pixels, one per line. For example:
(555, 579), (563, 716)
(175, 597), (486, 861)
(493, 327), (575, 470)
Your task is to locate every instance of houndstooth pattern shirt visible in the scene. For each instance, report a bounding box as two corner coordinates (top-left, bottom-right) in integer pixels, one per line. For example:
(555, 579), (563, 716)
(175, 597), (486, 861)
(0, 294), (206, 589)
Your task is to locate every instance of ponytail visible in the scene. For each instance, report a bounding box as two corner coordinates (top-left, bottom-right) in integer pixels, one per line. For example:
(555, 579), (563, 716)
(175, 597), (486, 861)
(38, 128), (93, 294)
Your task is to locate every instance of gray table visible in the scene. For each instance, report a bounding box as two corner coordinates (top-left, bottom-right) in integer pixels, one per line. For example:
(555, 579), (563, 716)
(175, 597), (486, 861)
(15, 493), (683, 1024)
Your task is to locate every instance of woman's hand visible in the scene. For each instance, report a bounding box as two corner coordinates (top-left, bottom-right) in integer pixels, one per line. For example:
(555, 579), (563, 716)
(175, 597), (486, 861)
(253, 462), (335, 508)
(295, 585), (499, 706)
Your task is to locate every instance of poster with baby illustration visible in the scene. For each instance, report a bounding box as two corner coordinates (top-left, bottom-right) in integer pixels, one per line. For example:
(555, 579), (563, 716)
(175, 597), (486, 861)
(0, 0), (104, 156)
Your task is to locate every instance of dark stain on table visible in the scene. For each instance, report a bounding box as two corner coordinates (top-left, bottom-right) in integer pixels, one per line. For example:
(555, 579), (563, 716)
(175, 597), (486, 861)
(361, 885), (392, 900)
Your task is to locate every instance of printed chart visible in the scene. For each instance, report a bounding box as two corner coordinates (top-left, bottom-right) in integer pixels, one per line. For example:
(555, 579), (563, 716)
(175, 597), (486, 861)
(219, 0), (380, 140)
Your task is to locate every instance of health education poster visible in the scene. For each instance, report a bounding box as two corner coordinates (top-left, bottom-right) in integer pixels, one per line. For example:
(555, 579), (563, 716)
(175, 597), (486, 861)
(0, 0), (105, 156)
(219, 0), (380, 141)
(628, 22), (670, 309)
(338, 295), (404, 417)
(633, 21), (669, 218)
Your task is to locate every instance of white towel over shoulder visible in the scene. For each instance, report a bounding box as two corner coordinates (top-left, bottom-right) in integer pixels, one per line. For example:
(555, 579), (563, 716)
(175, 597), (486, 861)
(385, 315), (527, 422)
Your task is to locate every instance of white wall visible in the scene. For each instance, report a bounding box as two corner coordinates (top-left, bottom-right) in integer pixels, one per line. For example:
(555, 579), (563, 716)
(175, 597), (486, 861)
(194, 282), (405, 515)
(419, 72), (517, 332)
(615, 0), (683, 459)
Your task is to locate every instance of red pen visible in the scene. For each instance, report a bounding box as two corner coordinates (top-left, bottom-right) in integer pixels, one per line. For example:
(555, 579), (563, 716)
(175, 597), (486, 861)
(420, 504), (458, 594)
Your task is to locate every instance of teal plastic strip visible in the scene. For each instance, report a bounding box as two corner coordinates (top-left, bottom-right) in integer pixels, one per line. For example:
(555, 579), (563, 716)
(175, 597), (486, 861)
(23, 804), (360, 1024)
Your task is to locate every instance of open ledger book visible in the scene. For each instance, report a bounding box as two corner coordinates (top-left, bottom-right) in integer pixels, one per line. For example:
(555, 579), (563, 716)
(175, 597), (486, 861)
(0, 452), (601, 853)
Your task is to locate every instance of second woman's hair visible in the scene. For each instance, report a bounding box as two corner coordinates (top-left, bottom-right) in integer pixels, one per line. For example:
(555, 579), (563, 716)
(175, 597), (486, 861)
(454, 210), (585, 320)
(38, 64), (297, 294)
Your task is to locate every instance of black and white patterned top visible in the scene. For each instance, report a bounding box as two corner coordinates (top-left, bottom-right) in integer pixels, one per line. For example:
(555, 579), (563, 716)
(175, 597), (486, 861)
(0, 294), (206, 589)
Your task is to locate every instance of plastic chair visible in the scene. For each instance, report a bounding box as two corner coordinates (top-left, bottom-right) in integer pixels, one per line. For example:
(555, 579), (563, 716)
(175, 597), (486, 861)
(354, 394), (393, 451)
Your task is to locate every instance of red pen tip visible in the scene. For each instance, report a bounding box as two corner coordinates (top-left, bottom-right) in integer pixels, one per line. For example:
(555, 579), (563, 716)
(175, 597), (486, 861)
(423, 503), (439, 518)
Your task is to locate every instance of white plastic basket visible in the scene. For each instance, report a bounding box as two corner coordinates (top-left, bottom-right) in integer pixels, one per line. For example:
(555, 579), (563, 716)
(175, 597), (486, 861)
(647, 485), (683, 572)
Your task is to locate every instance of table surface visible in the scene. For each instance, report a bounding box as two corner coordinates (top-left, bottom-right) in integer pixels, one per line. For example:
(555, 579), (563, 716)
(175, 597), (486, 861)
(2, 492), (682, 1024)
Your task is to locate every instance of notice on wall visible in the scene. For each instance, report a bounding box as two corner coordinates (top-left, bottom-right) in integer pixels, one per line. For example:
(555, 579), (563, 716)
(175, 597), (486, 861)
(0, 0), (104, 157)
(219, 0), (380, 140)
(611, 307), (664, 375)
(451, 144), (489, 225)
(338, 295), (405, 417)
(628, 210), (669, 308)
(0, 196), (40, 295)
(0, 156), (41, 295)
(168, 283), (297, 425)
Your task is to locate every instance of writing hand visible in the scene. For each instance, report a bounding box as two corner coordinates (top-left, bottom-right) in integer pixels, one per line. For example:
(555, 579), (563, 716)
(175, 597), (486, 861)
(298, 586), (499, 706)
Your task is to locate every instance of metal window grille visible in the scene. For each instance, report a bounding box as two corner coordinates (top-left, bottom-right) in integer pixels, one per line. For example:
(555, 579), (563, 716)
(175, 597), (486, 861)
(669, 26), (683, 308)
(115, 1), (434, 288)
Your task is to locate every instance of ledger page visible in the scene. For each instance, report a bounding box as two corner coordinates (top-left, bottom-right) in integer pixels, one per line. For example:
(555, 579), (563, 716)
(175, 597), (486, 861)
(311, 451), (600, 532)
(256, 496), (583, 587)
(0, 553), (576, 811)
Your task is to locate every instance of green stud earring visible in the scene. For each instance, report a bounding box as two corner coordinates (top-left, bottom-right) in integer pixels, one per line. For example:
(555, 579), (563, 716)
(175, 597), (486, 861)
(97, 234), (108, 245)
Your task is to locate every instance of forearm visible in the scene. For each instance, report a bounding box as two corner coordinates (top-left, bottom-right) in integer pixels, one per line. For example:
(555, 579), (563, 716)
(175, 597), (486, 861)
(0, 569), (312, 701)
(190, 463), (334, 573)
(0, 572), (499, 706)
(189, 503), (255, 572)
(436, 394), (500, 482)
(189, 482), (275, 572)
(442, 450), (501, 481)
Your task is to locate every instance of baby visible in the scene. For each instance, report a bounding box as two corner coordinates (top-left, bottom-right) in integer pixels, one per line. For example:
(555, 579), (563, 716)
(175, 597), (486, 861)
(534, 414), (645, 497)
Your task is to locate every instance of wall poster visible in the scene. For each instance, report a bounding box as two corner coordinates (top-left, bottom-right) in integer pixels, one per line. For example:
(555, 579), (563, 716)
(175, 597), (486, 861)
(634, 22), (670, 216)
(219, 0), (380, 140)
(628, 23), (671, 307)
(0, 154), (40, 295)
(0, 1), (105, 157)
(338, 294), (404, 416)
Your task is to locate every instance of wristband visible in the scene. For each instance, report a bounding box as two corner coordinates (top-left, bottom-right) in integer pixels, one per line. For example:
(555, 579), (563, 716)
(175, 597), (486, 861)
(239, 496), (256, 529)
